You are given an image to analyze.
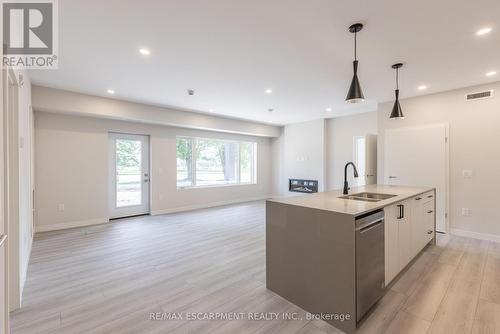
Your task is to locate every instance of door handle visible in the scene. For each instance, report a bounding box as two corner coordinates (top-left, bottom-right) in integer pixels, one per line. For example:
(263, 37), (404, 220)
(427, 210), (433, 214)
(0, 234), (7, 247)
(397, 205), (403, 219)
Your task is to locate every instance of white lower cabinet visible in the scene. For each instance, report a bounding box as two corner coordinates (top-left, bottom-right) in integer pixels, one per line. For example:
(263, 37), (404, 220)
(384, 203), (400, 285)
(385, 191), (435, 286)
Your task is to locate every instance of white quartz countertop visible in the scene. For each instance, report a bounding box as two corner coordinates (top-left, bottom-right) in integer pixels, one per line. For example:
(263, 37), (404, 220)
(267, 184), (434, 216)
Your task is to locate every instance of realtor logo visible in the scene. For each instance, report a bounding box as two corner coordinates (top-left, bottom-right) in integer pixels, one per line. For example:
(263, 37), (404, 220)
(2, 0), (58, 69)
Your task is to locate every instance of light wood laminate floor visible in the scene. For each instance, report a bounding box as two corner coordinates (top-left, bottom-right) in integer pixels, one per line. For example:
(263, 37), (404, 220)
(11, 201), (500, 334)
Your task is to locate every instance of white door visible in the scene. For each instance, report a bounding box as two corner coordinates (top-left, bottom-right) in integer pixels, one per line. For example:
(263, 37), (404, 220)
(384, 125), (447, 232)
(109, 133), (150, 219)
(353, 134), (377, 186)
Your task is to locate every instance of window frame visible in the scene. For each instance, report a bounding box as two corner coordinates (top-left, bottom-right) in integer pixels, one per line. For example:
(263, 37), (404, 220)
(176, 136), (257, 189)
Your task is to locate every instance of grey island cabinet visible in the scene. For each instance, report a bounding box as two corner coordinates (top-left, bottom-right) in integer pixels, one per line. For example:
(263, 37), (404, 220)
(266, 184), (436, 334)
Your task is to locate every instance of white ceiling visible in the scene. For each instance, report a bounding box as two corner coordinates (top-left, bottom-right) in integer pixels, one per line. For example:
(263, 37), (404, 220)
(29, 0), (500, 125)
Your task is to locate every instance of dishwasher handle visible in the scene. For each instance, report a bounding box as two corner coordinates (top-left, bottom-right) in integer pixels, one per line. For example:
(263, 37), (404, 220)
(356, 218), (384, 233)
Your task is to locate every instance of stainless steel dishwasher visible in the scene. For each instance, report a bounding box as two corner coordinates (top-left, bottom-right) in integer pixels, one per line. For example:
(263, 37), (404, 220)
(356, 209), (385, 323)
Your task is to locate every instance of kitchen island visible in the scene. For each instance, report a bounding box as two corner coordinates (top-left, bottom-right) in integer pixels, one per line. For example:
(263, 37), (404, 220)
(266, 184), (436, 334)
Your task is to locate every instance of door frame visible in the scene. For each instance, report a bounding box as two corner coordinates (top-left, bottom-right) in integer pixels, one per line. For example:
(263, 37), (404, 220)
(108, 132), (151, 219)
(1, 66), (10, 334)
(5, 69), (23, 313)
(384, 123), (450, 234)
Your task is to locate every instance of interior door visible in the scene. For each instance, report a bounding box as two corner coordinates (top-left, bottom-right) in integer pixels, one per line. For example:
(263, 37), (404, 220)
(384, 125), (447, 232)
(109, 133), (150, 219)
(354, 134), (377, 186)
(365, 134), (377, 185)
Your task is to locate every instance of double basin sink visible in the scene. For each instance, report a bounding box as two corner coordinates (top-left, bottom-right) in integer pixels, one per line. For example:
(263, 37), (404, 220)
(339, 192), (397, 202)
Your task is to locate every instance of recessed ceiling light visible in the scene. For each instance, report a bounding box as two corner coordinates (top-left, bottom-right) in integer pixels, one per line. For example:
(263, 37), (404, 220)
(486, 71), (497, 77)
(265, 89), (273, 94)
(326, 107), (332, 112)
(209, 109), (214, 112)
(268, 120), (274, 123)
(107, 89), (115, 94)
(417, 85), (428, 91)
(139, 48), (151, 55)
(476, 27), (492, 36)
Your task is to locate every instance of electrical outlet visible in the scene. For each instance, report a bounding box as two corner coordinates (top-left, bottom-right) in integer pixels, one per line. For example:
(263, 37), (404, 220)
(462, 170), (473, 178)
(461, 208), (471, 216)
(58, 204), (65, 212)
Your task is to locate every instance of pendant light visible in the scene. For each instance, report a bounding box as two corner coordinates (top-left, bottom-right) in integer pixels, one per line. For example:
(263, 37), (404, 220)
(346, 23), (364, 103)
(390, 63), (404, 119)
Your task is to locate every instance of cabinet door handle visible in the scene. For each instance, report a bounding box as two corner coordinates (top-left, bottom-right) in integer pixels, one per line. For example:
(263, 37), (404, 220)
(397, 204), (404, 219)
(427, 195), (433, 198)
(415, 197), (422, 201)
(427, 230), (433, 234)
(427, 210), (433, 214)
(402, 205), (405, 219)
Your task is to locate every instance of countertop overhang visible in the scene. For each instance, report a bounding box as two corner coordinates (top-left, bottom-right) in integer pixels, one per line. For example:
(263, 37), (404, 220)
(267, 184), (435, 216)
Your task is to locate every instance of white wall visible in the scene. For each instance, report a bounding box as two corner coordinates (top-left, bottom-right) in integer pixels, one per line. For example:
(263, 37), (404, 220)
(35, 111), (273, 231)
(325, 112), (377, 190)
(272, 119), (326, 196)
(378, 81), (500, 238)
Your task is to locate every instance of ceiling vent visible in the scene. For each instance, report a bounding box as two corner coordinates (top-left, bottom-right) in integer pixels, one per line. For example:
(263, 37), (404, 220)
(465, 90), (494, 101)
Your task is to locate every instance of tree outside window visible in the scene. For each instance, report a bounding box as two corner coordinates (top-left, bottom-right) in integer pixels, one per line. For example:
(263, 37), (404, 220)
(176, 137), (256, 188)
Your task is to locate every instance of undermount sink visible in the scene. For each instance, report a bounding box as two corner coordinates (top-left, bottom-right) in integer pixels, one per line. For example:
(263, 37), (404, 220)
(338, 192), (397, 202)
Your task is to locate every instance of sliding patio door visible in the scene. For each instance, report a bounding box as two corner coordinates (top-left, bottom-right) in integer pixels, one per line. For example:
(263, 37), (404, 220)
(108, 133), (150, 219)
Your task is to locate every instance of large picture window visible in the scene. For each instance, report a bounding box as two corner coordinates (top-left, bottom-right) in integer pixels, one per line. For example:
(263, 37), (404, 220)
(176, 137), (257, 188)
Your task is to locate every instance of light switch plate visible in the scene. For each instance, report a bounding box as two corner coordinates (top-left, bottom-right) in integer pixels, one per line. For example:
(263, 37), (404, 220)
(462, 170), (473, 178)
(461, 208), (471, 216)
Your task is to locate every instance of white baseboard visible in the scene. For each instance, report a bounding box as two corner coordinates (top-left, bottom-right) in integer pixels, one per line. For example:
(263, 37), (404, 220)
(35, 197), (271, 231)
(450, 228), (500, 243)
(151, 195), (272, 216)
(35, 217), (109, 233)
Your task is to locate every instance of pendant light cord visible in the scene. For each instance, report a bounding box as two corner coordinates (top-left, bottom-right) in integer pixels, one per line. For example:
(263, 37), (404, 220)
(354, 32), (357, 60)
(396, 67), (399, 89)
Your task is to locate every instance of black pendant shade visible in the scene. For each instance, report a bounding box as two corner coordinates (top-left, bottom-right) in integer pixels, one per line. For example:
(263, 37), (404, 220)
(390, 89), (404, 119)
(346, 60), (364, 103)
(346, 23), (365, 103)
(389, 63), (404, 119)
